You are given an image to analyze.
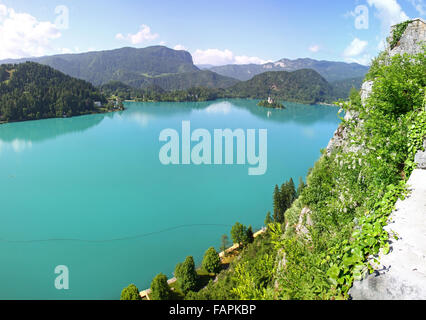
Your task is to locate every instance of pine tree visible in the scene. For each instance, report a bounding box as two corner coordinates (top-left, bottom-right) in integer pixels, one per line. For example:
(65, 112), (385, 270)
(264, 212), (273, 226)
(288, 178), (297, 203)
(246, 226), (254, 244)
(175, 256), (198, 294)
(273, 185), (282, 223)
(220, 234), (229, 255)
(279, 183), (289, 223)
(297, 177), (306, 197)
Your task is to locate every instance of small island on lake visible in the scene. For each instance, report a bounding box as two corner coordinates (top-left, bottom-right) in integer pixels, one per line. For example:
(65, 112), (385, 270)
(257, 97), (285, 109)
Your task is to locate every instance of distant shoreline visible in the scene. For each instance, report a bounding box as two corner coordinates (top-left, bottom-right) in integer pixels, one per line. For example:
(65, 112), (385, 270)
(0, 107), (124, 126)
(126, 98), (339, 107)
(317, 102), (336, 107)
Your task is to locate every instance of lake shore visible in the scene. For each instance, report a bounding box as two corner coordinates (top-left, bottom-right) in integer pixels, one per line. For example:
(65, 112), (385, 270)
(0, 106), (124, 126)
(139, 228), (267, 300)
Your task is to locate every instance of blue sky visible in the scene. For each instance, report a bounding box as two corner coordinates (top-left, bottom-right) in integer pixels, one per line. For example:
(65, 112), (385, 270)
(0, 0), (424, 65)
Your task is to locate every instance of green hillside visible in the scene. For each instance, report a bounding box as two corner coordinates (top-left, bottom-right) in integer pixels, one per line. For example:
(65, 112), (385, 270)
(0, 46), (238, 90)
(102, 68), (350, 104)
(228, 69), (334, 104)
(331, 76), (364, 100)
(0, 62), (104, 123)
(3, 46), (198, 86)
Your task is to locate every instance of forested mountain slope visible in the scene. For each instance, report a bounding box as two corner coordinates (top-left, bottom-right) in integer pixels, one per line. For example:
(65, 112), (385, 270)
(0, 46), (239, 90)
(227, 69), (334, 104)
(0, 62), (104, 122)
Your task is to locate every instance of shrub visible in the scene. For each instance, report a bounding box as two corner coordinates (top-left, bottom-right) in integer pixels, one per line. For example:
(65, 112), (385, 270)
(150, 273), (170, 300)
(120, 284), (142, 301)
(202, 247), (221, 274)
(175, 256), (198, 293)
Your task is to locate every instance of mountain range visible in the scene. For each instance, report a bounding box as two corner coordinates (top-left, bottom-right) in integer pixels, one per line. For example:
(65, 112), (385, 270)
(0, 46), (238, 90)
(205, 58), (370, 82)
(0, 46), (369, 99)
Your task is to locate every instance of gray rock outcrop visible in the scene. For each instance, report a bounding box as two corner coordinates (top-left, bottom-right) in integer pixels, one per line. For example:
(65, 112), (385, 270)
(388, 18), (426, 57)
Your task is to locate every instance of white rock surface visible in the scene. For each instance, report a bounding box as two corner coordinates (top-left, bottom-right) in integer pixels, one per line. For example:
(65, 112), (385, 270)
(350, 169), (426, 300)
(415, 140), (426, 169)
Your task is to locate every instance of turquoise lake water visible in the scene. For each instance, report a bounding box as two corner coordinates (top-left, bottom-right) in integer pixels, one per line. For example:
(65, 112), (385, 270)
(0, 99), (341, 300)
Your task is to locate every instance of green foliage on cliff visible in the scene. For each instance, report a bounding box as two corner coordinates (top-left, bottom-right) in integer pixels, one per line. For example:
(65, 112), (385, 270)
(269, 48), (426, 299)
(273, 179), (297, 224)
(389, 20), (413, 49)
(0, 62), (104, 122)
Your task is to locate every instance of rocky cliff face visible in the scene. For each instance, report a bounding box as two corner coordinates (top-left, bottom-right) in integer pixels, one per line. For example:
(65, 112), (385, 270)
(388, 18), (426, 57)
(326, 18), (425, 158)
(347, 18), (426, 300)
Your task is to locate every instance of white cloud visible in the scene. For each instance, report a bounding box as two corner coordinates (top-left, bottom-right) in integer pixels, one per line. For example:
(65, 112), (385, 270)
(193, 49), (234, 65)
(192, 48), (270, 66)
(205, 102), (232, 114)
(309, 45), (320, 53)
(234, 55), (271, 64)
(344, 38), (369, 57)
(408, 0), (425, 15)
(367, 0), (410, 32)
(59, 47), (73, 54)
(344, 54), (373, 65)
(0, 4), (7, 18)
(11, 139), (32, 152)
(0, 4), (61, 60)
(173, 44), (187, 51)
(115, 24), (159, 45)
(343, 38), (371, 65)
(58, 46), (95, 54)
(0, 139), (32, 153)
